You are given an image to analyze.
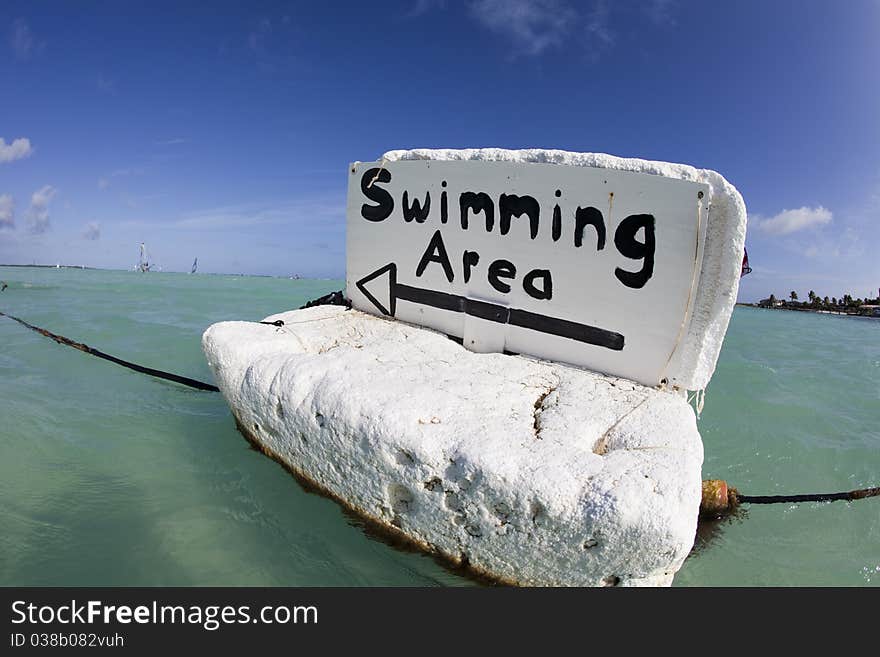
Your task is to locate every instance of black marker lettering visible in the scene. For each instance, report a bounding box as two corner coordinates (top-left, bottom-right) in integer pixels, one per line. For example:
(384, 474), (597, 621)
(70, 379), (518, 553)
(462, 250), (480, 284)
(416, 229), (454, 283)
(459, 192), (494, 231)
(488, 259), (516, 294)
(552, 204), (562, 242)
(614, 214), (655, 289)
(523, 269), (553, 300)
(574, 206), (606, 249)
(402, 190), (431, 223)
(499, 194), (540, 239)
(360, 168), (394, 222)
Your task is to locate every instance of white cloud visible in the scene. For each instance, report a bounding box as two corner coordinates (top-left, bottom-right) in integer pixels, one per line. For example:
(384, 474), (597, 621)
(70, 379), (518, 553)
(420, 0), (675, 59)
(585, 0), (614, 48)
(175, 199), (340, 230)
(409, 0), (446, 16)
(26, 185), (56, 234)
(0, 194), (14, 229)
(0, 137), (33, 163)
(82, 222), (101, 241)
(799, 227), (862, 260)
(109, 167), (144, 177)
(97, 167), (145, 190)
(645, 0), (677, 26)
(469, 0), (576, 55)
(120, 197), (343, 232)
(755, 206), (832, 235)
(10, 18), (37, 60)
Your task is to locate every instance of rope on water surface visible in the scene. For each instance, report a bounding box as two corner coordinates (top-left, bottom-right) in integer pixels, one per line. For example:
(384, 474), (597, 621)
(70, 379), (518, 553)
(0, 292), (349, 392)
(738, 487), (880, 505)
(700, 479), (880, 520)
(0, 310), (220, 392)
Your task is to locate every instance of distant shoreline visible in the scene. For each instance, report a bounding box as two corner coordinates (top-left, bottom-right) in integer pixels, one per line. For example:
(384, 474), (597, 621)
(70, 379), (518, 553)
(736, 302), (879, 318)
(0, 263), (99, 270)
(0, 263), (340, 280)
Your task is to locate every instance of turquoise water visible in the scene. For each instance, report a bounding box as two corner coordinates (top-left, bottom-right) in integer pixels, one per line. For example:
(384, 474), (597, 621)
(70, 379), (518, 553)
(1, 266), (877, 586)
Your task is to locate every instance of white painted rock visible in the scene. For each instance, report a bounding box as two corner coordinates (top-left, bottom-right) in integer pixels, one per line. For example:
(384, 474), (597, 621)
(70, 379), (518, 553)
(203, 305), (703, 586)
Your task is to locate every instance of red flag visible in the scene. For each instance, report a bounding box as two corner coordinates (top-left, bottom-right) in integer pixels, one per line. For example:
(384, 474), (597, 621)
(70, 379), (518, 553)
(741, 248), (752, 277)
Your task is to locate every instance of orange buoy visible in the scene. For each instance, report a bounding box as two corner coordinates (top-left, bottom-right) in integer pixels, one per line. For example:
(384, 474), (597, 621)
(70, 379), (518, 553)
(700, 479), (740, 519)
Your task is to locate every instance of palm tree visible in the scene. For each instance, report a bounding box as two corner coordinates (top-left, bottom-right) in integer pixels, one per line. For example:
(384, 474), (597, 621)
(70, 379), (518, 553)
(790, 291), (798, 302)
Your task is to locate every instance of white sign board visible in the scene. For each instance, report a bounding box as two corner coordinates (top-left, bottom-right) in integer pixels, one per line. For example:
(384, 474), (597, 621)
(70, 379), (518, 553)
(346, 160), (708, 387)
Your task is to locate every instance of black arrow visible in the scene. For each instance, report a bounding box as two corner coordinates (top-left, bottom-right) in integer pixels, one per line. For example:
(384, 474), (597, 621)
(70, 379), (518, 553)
(355, 263), (624, 351)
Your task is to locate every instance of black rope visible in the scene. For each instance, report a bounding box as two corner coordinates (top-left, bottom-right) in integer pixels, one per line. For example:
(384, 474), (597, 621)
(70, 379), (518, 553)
(701, 479), (880, 519)
(299, 290), (350, 310)
(0, 291), (350, 392)
(253, 291), (350, 329)
(0, 311), (219, 392)
(738, 487), (880, 505)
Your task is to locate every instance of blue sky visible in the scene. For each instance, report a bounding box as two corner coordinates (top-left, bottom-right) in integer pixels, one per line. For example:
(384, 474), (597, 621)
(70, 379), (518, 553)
(1, 1), (878, 299)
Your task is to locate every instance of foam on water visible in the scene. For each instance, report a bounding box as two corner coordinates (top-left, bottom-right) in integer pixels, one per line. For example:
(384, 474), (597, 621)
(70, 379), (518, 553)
(0, 266), (878, 585)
